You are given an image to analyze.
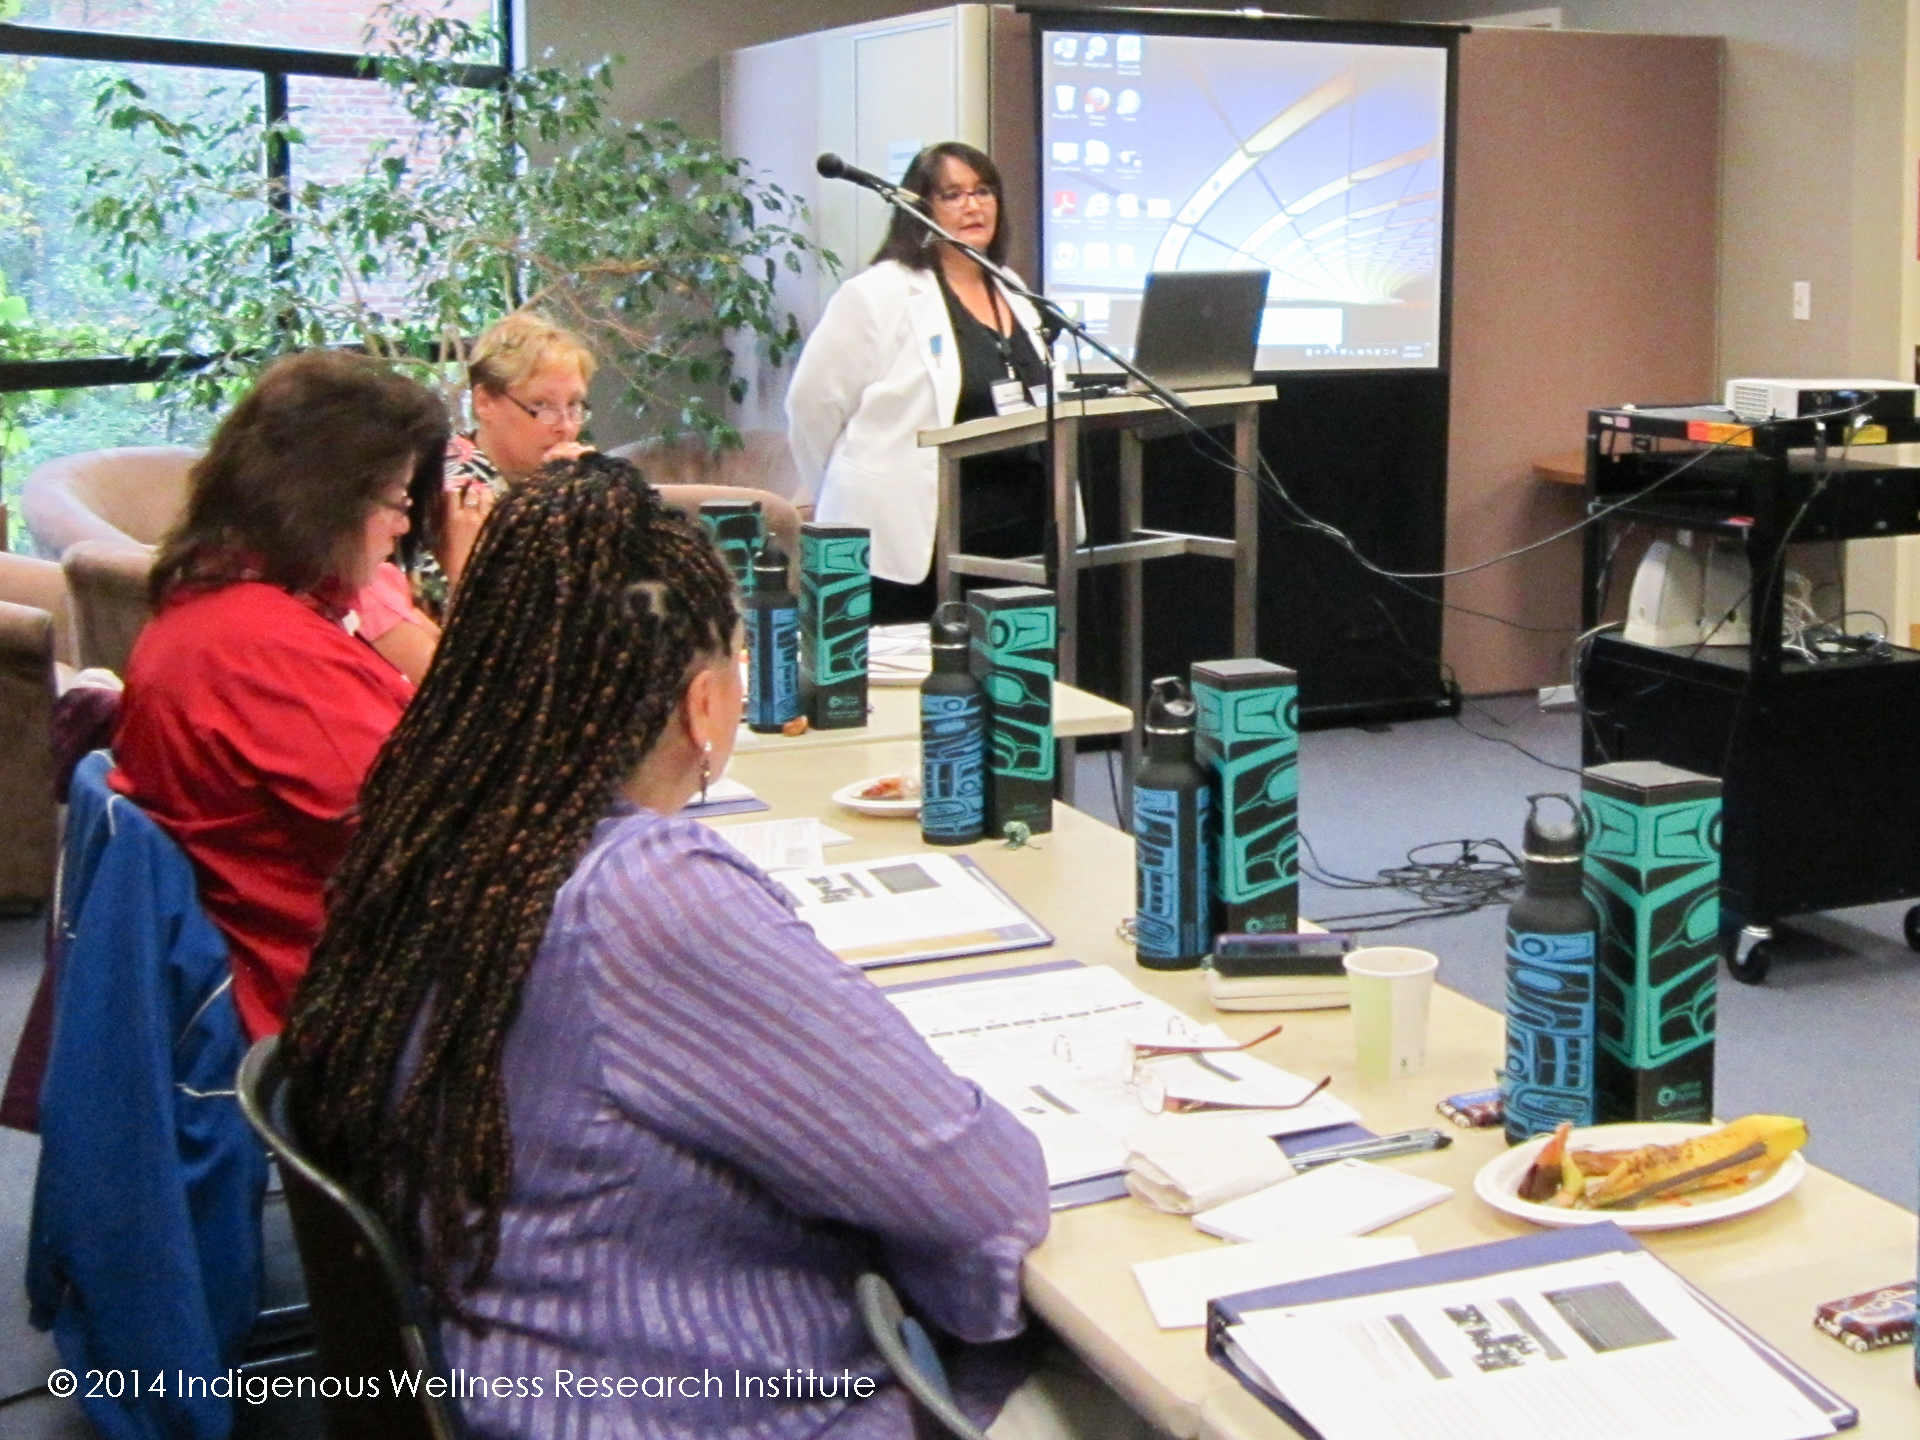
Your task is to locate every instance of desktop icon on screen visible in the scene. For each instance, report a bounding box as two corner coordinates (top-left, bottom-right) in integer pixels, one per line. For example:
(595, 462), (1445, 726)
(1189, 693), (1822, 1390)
(1051, 35), (1078, 62)
(1084, 87), (1111, 114)
(1116, 193), (1139, 219)
(1118, 149), (1142, 168)
(1051, 141), (1081, 165)
(1055, 85), (1077, 112)
(1116, 89), (1141, 116)
(1115, 244), (1135, 269)
(1053, 242), (1080, 270)
(1084, 243), (1111, 270)
(1116, 35), (1142, 64)
(1052, 190), (1079, 218)
(1085, 193), (1111, 219)
(1084, 36), (1109, 62)
(1084, 140), (1111, 166)
(1145, 197), (1172, 219)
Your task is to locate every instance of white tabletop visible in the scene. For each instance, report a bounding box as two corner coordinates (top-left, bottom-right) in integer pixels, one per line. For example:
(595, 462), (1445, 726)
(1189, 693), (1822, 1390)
(732, 679), (1132, 755)
(723, 738), (1920, 1440)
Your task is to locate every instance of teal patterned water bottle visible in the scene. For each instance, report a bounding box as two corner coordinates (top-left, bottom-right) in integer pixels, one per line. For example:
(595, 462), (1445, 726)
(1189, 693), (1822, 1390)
(920, 603), (986, 845)
(745, 544), (799, 733)
(1501, 793), (1600, 1143)
(1133, 677), (1211, 970)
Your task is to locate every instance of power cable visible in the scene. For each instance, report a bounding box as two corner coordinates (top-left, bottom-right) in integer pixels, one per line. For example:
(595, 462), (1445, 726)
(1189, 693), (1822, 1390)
(1299, 830), (1522, 932)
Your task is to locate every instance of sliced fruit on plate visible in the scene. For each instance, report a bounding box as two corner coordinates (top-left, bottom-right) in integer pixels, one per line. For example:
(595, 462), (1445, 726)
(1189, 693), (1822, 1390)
(1583, 1114), (1808, 1210)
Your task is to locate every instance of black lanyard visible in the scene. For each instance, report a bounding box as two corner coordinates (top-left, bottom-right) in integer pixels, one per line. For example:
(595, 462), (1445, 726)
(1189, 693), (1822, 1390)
(946, 269), (1019, 380)
(984, 284), (1016, 380)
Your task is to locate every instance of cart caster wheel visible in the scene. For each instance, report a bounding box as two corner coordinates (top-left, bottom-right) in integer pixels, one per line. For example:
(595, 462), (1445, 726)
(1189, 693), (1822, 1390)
(1727, 925), (1773, 985)
(1904, 906), (1920, 953)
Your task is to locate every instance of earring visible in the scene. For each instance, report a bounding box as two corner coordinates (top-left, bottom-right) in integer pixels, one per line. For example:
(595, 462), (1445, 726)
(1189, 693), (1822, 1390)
(699, 740), (712, 806)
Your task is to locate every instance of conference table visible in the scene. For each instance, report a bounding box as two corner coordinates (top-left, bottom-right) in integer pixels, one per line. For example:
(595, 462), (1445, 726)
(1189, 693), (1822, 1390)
(732, 680), (1133, 755)
(724, 736), (1920, 1439)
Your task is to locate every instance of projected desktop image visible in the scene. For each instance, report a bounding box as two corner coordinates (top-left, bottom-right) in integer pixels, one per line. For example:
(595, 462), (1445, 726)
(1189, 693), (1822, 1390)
(1039, 23), (1448, 374)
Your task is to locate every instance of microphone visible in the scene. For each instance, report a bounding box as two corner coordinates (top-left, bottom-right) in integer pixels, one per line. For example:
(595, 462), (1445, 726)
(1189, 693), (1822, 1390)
(815, 152), (921, 204)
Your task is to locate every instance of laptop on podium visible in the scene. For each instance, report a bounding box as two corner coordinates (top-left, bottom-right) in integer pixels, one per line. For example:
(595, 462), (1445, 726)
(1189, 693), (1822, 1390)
(1127, 269), (1270, 393)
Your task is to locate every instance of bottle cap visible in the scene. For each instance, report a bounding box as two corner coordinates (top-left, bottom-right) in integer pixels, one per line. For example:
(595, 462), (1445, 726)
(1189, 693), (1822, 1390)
(931, 600), (970, 673)
(752, 543), (789, 590)
(1143, 675), (1195, 735)
(1523, 792), (1584, 862)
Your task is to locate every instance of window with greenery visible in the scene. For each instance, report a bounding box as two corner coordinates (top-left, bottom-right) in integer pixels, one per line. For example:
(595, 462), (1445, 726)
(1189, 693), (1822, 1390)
(0, 0), (503, 550)
(2, 0), (822, 556)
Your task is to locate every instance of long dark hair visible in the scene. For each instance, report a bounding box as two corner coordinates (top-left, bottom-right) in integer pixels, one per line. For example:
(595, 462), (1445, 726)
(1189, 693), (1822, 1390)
(869, 141), (1008, 270)
(282, 453), (738, 1319)
(149, 350), (448, 604)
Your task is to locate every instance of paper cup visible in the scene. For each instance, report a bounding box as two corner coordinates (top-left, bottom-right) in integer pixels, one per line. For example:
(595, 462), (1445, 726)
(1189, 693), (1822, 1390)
(1343, 946), (1439, 1079)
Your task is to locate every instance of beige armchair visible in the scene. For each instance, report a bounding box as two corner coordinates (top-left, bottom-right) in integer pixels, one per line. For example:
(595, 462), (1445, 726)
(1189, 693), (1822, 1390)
(609, 431), (806, 564)
(20, 445), (199, 557)
(17, 447), (193, 674)
(62, 543), (155, 678)
(0, 552), (76, 670)
(0, 600), (58, 911)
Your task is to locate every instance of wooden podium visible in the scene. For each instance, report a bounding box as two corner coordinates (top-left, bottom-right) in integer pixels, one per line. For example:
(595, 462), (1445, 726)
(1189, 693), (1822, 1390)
(920, 385), (1274, 780)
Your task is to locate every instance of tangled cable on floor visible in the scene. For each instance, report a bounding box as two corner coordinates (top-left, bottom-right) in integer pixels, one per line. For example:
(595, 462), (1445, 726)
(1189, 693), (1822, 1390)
(1300, 832), (1523, 933)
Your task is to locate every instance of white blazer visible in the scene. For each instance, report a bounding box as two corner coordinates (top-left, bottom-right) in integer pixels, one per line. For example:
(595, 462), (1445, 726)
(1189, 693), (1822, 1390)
(785, 260), (1049, 584)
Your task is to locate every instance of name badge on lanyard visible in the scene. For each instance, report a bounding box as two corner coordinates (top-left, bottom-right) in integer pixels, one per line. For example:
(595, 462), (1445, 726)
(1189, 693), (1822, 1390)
(991, 377), (1031, 416)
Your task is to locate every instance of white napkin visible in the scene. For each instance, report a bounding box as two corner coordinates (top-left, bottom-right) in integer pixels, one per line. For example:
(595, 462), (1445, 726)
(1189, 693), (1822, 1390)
(1122, 1113), (1296, 1214)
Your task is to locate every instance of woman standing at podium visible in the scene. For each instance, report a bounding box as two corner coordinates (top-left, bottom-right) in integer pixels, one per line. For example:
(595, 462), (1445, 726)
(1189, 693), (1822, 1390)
(787, 142), (1053, 624)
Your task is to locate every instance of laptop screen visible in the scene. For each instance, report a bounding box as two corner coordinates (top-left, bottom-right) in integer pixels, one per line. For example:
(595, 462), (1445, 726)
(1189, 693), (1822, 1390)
(1129, 270), (1270, 393)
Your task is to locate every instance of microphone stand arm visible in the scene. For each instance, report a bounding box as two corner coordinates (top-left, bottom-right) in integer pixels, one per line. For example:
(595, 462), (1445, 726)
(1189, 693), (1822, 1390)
(867, 180), (1191, 415)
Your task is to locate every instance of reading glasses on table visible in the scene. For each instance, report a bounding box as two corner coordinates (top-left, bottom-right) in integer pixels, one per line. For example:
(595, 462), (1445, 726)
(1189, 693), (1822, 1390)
(1051, 1021), (1331, 1116)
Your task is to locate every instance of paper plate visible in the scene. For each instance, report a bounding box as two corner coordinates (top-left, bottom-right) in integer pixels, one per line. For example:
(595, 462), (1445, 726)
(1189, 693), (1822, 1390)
(1475, 1122), (1807, 1232)
(832, 776), (922, 818)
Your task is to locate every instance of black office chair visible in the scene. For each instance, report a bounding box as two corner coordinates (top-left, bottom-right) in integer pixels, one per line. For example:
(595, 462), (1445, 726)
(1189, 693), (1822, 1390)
(236, 1036), (465, 1440)
(855, 1272), (993, 1440)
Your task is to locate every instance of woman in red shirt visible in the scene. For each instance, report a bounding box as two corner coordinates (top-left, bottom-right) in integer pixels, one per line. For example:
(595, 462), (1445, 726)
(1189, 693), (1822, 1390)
(112, 350), (449, 1039)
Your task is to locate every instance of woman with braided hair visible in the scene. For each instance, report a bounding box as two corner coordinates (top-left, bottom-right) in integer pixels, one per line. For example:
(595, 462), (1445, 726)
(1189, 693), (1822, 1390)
(283, 453), (1052, 1440)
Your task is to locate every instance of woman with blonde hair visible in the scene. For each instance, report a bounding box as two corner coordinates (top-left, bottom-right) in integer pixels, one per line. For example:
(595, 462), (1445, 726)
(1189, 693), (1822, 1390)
(370, 312), (598, 639)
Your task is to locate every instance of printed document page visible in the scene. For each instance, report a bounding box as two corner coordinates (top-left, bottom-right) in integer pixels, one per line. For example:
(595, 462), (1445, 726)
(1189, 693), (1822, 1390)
(711, 817), (830, 870)
(1227, 1249), (1835, 1440)
(887, 966), (1358, 1185)
(771, 853), (1047, 966)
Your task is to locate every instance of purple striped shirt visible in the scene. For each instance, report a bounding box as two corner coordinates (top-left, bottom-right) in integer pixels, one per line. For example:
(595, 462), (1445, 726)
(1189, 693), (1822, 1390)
(441, 805), (1052, 1439)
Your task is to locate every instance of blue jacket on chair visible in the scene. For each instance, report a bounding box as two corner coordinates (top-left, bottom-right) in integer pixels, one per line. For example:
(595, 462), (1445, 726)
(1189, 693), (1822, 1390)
(27, 751), (267, 1440)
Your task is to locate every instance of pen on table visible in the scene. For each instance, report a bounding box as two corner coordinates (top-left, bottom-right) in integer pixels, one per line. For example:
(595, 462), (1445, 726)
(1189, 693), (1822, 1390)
(1286, 1128), (1453, 1171)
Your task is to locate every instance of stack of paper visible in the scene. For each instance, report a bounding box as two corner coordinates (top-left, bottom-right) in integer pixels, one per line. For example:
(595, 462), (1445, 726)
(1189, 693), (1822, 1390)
(1193, 1159), (1453, 1242)
(1132, 1236), (1419, 1329)
(868, 623), (932, 686)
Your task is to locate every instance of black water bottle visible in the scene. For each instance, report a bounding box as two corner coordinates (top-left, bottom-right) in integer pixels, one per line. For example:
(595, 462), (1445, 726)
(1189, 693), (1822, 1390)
(1133, 676), (1212, 970)
(745, 543), (800, 733)
(1501, 792), (1601, 1143)
(920, 601), (987, 846)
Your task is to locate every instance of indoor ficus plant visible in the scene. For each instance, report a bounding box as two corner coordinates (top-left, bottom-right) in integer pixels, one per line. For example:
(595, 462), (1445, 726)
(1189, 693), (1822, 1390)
(78, 0), (828, 444)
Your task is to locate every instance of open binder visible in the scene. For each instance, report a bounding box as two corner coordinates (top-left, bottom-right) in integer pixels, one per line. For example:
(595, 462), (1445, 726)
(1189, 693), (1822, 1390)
(1206, 1222), (1858, 1436)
